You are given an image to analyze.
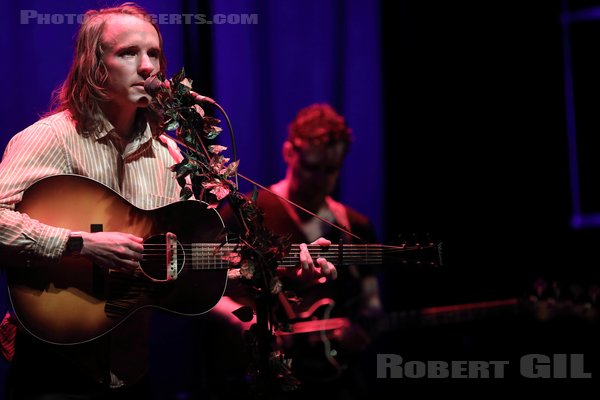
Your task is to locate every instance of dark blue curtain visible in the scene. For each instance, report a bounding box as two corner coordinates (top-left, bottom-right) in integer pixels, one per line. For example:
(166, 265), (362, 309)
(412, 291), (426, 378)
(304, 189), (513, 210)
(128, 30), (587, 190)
(0, 0), (382, 397)
(210, 0), (383, 238)
(0, 0), (383, 237)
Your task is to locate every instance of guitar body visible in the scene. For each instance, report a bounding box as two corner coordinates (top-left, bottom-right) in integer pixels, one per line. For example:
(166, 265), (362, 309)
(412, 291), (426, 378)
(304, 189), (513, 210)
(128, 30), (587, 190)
(276, 298), (356, 383)
(8, 174), (228, 344)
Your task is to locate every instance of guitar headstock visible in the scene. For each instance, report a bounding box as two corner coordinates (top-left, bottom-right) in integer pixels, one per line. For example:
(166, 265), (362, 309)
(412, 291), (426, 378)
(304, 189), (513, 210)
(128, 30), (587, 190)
(389, 233), (443, 268)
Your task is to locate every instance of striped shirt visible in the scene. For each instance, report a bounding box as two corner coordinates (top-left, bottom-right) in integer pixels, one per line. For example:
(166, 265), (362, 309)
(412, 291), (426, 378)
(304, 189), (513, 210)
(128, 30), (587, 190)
(0, 110), (182, 265)
(0, 109), (184, 386)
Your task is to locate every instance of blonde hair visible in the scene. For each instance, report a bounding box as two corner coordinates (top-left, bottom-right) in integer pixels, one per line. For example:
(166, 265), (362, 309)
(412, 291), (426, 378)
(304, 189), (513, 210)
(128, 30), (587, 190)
(48, 2), (166, 134)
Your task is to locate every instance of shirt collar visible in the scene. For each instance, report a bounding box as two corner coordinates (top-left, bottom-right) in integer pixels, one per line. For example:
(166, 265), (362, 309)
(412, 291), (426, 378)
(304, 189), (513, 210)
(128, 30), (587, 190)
(94, 113), (154, 157)
(93, 113), (153, 141)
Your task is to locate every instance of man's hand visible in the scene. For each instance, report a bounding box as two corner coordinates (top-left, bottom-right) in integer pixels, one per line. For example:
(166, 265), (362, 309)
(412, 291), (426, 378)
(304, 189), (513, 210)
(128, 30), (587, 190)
(297, 237), (338, 281)
(77, 232), (144, 271)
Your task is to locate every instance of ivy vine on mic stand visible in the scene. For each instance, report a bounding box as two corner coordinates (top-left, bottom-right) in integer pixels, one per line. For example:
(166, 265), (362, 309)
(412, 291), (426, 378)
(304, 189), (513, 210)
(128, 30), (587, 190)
(147, 68), (301, 395)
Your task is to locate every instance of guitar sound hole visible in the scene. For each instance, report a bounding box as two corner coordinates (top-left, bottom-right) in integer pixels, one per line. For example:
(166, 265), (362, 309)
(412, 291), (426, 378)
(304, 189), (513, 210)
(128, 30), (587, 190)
(140, 235), (184, 281)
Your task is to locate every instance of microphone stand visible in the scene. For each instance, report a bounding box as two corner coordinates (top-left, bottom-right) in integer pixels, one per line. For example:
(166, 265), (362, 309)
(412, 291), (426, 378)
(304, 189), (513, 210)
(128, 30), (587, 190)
(148, 70), (296, 395)
(254, 288), (274, 396)
(224, 192), (288, 397)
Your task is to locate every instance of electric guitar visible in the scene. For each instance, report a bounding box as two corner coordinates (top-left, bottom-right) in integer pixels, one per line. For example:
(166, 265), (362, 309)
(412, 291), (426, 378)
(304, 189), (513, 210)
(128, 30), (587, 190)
(6, 174), (442, 345)
(276, 289), (599, 383)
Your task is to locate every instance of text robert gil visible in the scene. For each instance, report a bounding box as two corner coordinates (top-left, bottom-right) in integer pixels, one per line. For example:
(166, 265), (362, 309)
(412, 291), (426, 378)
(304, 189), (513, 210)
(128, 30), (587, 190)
(377, 354), (591, 378)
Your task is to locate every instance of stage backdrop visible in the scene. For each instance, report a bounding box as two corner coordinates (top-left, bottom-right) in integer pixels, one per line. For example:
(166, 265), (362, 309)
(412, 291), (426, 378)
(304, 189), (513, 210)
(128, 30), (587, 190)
(0, 1), (382, 398)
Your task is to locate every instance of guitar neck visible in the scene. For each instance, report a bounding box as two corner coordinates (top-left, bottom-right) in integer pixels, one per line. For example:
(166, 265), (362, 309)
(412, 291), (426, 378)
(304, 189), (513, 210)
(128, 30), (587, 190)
(181, 243), (440, 270)
(376, 298), (522, 333)
(281, 243), (441, 268)
(280, 244), (385, 268)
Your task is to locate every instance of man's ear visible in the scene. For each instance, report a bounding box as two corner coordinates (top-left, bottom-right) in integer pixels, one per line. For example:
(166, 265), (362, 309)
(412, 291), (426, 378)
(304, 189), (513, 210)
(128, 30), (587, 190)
(282, 140), (295, 164)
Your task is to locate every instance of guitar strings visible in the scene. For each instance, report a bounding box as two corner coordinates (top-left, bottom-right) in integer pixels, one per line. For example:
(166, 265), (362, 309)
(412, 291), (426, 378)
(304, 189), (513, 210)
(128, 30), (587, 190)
(139, 243), (437, 269)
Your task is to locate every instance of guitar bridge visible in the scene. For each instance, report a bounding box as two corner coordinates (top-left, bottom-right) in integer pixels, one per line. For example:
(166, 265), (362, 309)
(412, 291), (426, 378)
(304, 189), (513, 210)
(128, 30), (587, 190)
(165, 232), (178, 281)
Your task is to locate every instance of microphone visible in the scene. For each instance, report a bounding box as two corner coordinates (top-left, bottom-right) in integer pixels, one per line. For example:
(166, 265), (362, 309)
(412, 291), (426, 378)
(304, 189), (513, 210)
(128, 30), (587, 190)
(144, 75), (216, 105)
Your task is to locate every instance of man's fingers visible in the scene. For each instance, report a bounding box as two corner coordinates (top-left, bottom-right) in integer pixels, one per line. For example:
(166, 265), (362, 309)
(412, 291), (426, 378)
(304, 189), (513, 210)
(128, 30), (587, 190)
(130, 250), (143, 261)
(318, 258), (329, 274)
(311, 237), (331, 247)
(297, 241), (338, 281)
(107, 257), (140, 272)
(123, 259), (141, 270)
(129, 241), (145, 254)
(317, 258), (338, 280)
(299, 243), (311, 271)
(128, 234), (144, 243)
(329, 262), (338, 280)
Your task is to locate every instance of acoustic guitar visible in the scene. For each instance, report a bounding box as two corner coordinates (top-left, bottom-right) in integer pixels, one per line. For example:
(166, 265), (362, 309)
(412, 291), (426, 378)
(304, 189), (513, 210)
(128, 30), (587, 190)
(6, 174), (442, 345)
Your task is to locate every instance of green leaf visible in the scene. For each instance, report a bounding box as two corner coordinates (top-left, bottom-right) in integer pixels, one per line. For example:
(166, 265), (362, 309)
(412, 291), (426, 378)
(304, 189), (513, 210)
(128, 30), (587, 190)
(172, 67), (186, 85)
(205, 129), (220, 140)
(179, 186), (193, 200)
(225, 160), (240, 176)
(166, 120), (179, 131)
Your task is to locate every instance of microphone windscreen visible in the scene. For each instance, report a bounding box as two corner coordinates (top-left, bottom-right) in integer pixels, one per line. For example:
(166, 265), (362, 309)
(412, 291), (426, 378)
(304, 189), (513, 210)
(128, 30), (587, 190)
(144, 75), (163, 97)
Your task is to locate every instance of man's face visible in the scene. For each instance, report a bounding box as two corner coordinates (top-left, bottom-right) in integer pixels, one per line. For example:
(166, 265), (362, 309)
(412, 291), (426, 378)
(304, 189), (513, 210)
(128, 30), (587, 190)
(288, 141), (347, 201)
(100, 14), (161, 111)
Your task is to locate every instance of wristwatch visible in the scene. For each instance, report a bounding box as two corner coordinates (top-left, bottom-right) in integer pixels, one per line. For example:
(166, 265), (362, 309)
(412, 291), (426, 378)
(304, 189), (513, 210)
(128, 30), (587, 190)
(66, 231), (84, 256)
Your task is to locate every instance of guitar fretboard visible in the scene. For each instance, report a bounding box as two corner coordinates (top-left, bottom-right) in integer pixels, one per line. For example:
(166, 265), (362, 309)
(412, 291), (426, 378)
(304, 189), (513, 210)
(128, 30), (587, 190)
(143, 242), (440, 269)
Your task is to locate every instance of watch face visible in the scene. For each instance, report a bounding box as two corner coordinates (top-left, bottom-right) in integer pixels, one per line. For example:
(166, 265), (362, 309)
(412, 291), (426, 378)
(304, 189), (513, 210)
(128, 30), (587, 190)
(68, 235), (83, 253)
